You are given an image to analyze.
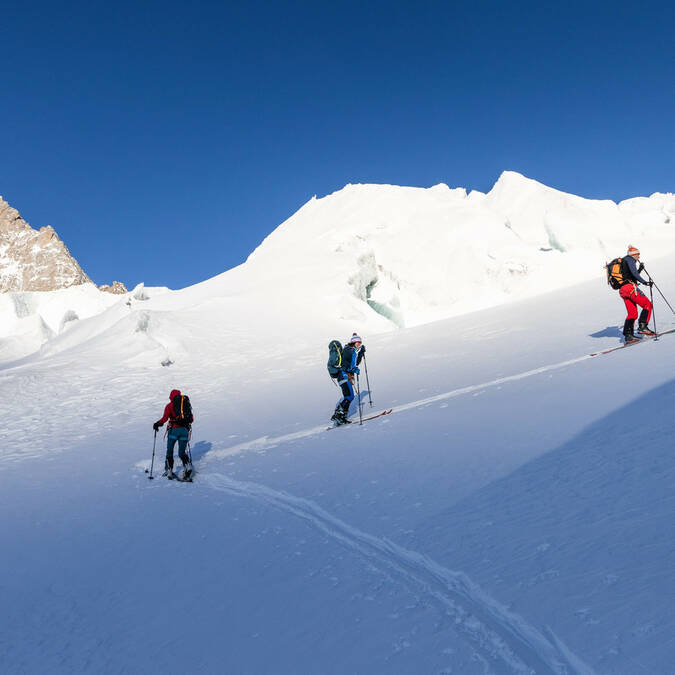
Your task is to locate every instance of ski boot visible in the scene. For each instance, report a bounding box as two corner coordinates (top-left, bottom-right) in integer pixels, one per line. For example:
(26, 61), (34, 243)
(623, 320), (641, 344)
(638, 322), (655, 336)
(182, 463), (193, 481)
(333, 409), (351, 426)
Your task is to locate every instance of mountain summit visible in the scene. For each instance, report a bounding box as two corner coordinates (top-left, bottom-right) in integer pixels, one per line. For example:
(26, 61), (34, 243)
(241, 172), (675, 327)
(0, 196), (92, 292)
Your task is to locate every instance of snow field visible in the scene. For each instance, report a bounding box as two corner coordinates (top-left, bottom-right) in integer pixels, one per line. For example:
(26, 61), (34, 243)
(3, 253), (675, 672)
(2, 173), (675, 673)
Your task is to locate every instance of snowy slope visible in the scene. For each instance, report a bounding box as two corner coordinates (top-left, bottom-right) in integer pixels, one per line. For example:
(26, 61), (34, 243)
(2, 171), (674, 367)
(2, 239), (675, 673)
(0, 283), (170, 363)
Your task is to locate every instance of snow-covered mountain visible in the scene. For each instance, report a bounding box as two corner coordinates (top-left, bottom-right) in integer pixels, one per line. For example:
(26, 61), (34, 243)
(244, 170), (675, 327)
(0, 196), (137, 362)
(2, 172), (675, 673)
(0, 196), (130, 361)
(2, 171), (674, 367)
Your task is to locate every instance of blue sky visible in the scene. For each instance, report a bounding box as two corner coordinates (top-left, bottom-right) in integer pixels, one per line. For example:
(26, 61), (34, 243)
(1, 0), (673, 289)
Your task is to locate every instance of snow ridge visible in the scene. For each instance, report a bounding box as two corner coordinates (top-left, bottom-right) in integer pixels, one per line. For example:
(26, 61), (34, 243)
(205, 472), (595, 674)
(239, 172), (675, 328)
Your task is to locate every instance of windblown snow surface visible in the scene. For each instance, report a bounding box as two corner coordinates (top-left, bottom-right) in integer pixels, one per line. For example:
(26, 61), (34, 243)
(2, 173), (675, 674)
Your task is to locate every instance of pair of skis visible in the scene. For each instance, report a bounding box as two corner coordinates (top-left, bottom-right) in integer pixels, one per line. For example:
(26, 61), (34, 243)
(328, 408), (393, 430)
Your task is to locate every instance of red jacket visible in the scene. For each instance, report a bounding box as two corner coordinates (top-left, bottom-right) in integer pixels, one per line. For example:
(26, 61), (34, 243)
(156, 389), (194, 429)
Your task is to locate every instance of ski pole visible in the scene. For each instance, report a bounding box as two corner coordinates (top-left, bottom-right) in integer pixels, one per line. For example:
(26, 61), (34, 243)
(363, 354), (373, 408)
(653, 280), (675, 315)
(650, 283), (658, 340)
(147, 430), (157, 480)
(643, 267), (675, 315)
(356, 373), (363, 425)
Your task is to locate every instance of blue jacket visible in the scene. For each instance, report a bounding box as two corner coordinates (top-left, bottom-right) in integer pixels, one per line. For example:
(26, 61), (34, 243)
(621, 256), (649, 285)
(341, 343), (365, 373)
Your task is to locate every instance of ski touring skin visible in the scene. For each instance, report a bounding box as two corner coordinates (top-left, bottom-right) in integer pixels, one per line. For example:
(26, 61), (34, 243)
(327, 409), (393, 430)
(589, 327), (675, 357)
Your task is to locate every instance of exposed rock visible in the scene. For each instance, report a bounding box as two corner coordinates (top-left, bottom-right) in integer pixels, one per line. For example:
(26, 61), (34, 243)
(0, 196), (91, 292)
(99, 281), (128, 294)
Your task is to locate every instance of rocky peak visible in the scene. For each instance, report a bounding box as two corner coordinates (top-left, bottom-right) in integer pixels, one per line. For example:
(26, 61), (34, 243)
(99, 280), (128, 294)
(0, 196), (92, 292)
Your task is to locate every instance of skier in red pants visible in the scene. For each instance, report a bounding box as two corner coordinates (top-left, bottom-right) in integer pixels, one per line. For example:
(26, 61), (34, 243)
(619, 246), (654, 343)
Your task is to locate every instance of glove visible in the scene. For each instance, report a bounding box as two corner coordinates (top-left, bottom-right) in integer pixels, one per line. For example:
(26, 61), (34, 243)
(359, 344), (366, 355)
(648, 280), (654, 287)
(351, 367), (360, 375)
(153, 422), (161, 432)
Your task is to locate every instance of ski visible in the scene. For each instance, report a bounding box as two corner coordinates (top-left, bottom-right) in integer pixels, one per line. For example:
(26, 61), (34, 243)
(590, 327), (675, 357)
(327, 409), (393, 430)
(590, 338), (644, 356)
(361, 408), (393, 422)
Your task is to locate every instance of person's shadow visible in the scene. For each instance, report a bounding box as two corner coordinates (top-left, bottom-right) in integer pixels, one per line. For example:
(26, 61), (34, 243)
(590, 326), (622, 339)
(190, 440), (212, 461)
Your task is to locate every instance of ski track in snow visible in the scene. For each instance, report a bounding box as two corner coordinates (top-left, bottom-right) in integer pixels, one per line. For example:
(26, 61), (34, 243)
(203, 352), (599, 461)
(205, 472), (595, 675)
(194, 348), (623, 671)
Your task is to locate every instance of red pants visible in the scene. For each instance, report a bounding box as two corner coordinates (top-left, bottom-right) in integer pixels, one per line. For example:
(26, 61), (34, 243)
(620, 283), (652, 322)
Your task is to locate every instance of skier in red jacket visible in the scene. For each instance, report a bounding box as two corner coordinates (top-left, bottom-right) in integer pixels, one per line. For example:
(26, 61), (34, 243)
(153, 389), (194, 480)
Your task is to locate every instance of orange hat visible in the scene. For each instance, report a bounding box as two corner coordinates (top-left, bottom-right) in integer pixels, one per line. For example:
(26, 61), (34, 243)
(627, 246), (640, 257)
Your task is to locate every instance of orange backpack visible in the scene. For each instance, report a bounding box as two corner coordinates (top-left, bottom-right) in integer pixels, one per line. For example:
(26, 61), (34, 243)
(606, 258), (624, 290)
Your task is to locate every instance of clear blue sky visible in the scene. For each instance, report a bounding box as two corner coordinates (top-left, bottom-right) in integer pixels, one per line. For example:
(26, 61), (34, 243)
(1, 0), (673, 289)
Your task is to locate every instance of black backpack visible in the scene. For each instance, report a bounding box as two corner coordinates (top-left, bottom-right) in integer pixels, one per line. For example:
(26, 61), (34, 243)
(327, 340), (343, 377)
(171, 394), (193, 427)
(606, 257), (624, 290)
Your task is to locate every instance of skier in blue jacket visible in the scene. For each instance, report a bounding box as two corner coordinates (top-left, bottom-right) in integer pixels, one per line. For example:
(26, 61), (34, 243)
(330, 333), (366, 425)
